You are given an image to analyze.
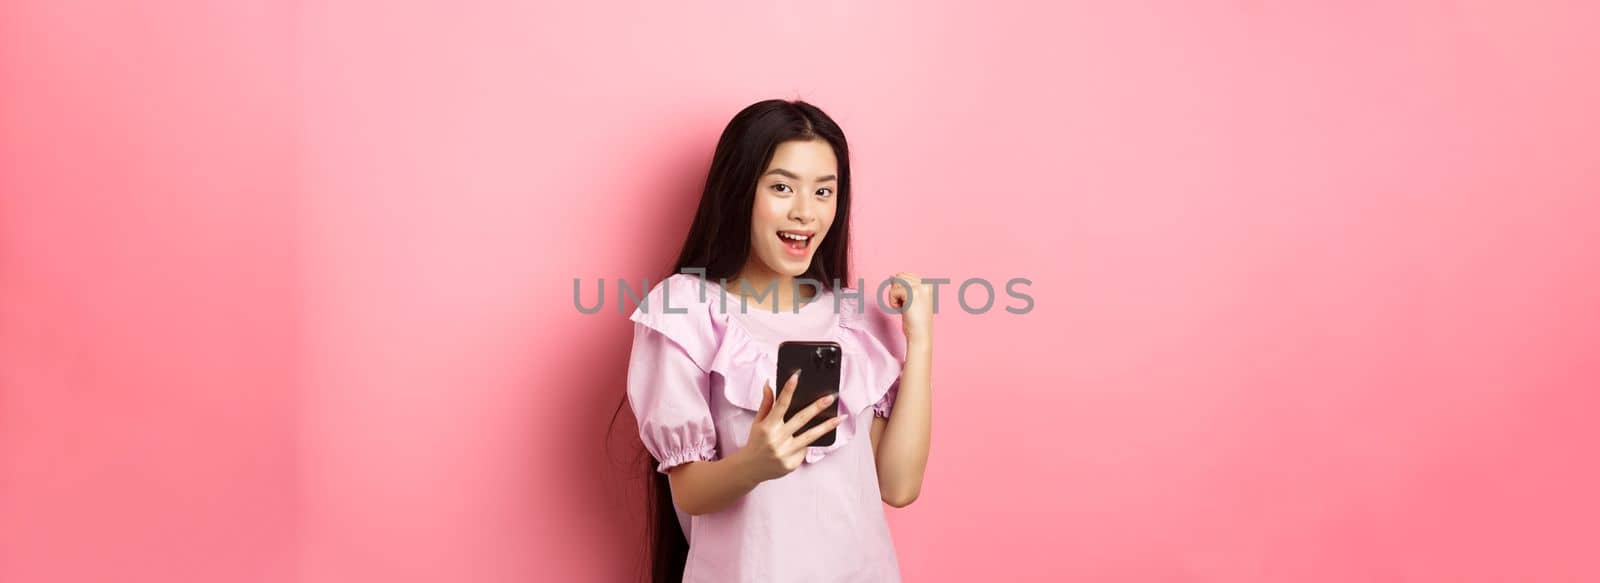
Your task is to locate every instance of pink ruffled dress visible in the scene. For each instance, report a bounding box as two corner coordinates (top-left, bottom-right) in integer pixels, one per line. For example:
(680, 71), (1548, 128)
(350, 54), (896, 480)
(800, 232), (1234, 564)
(626, 274), (906, 582)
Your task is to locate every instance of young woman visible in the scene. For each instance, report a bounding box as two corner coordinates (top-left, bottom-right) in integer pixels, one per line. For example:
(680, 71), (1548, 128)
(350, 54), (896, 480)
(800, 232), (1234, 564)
(624, 99), (934, 582)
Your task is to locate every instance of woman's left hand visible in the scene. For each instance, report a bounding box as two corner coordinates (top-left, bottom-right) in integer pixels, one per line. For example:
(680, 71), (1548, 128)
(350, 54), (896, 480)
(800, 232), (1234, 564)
(885, 272), (934, 344)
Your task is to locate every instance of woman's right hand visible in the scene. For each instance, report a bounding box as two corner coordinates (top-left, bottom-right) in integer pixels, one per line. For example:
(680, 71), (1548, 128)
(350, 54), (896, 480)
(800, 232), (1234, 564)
(732, 370), (842, 485)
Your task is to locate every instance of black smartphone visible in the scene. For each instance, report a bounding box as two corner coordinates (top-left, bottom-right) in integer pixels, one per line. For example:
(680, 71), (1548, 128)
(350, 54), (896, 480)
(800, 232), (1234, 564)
(775, 340), (843, 447)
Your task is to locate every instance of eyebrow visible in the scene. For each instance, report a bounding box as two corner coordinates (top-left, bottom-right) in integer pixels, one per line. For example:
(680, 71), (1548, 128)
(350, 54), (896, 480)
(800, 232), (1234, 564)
(764, 168), (837, 183)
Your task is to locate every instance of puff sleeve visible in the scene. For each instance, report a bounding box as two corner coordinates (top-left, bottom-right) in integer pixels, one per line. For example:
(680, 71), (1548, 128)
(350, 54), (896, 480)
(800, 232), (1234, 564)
(840, 290), (908, 421)
(625, 275), (723, 473)
(871, 380), (898, 418)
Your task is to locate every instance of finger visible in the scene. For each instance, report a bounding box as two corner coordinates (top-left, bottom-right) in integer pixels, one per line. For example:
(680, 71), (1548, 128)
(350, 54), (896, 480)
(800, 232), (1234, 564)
(889, 286), (907, 309)
(782, 393), (838, 435)
(772, 369), (800, 424)
(894, 276), (918, 307)
(791, 415), (845, 449)
(755, 382), (775, 422)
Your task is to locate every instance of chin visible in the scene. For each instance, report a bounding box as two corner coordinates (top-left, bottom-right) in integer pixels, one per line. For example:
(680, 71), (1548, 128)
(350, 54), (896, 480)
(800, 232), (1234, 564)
(776, 261), (811, 278)
(761, 251), (812, 278)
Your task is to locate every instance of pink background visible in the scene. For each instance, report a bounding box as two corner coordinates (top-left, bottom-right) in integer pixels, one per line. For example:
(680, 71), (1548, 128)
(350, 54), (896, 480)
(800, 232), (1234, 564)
(4, 1), (1598, 581)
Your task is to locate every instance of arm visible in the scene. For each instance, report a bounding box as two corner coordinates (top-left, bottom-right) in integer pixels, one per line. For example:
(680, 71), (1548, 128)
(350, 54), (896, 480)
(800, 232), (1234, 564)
(871, 273), (934, 507)
(667, 455), (761, 516)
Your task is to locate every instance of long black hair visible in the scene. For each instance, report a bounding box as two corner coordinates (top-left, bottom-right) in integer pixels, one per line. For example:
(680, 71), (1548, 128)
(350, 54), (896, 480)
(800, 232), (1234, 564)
(616, 99), (854, 582)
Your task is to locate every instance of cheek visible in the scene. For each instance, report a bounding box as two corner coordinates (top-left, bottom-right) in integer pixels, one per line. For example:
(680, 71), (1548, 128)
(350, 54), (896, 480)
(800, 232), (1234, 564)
(752, 197), (787, 230)
(749, 198), (779, 240)
(819, 204), (838, 235)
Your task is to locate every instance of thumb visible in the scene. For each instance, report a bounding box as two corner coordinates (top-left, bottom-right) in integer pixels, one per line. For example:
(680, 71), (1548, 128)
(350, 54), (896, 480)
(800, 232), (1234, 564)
(755, 382), (775, 422)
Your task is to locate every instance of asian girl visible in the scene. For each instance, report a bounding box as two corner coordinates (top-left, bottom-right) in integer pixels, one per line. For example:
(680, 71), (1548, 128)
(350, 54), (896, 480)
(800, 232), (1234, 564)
(623, 99), (933, 582)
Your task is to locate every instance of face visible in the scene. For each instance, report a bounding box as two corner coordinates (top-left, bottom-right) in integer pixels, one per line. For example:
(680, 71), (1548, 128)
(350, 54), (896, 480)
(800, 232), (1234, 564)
(746, 139), (839, 280)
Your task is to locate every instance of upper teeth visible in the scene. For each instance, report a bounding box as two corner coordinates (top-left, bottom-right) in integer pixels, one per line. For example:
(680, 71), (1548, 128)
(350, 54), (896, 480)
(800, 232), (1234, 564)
(779, 232), (810, 241)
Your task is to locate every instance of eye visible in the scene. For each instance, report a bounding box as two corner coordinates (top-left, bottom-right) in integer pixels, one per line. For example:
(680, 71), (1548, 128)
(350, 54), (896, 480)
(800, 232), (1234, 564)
(771, 183), (793, 195)
(816, 187), (834, 198)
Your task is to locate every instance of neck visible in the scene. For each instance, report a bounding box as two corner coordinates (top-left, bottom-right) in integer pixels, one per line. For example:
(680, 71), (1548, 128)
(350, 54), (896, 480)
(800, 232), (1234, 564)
(731, 261), (816, 312)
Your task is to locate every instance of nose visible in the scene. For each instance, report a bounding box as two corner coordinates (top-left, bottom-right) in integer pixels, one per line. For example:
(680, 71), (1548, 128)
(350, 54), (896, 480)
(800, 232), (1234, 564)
(787, 191), (814, 224)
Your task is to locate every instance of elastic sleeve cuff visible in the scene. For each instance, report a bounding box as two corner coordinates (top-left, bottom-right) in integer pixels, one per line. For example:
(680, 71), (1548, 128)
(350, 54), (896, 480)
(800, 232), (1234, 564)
(654, 442), (718, 474)
(871, 384), (897, 418)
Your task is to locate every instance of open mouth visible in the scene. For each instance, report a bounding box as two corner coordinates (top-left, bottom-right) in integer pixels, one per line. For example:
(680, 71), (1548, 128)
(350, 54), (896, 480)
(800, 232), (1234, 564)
(777, 230), (814, 257)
